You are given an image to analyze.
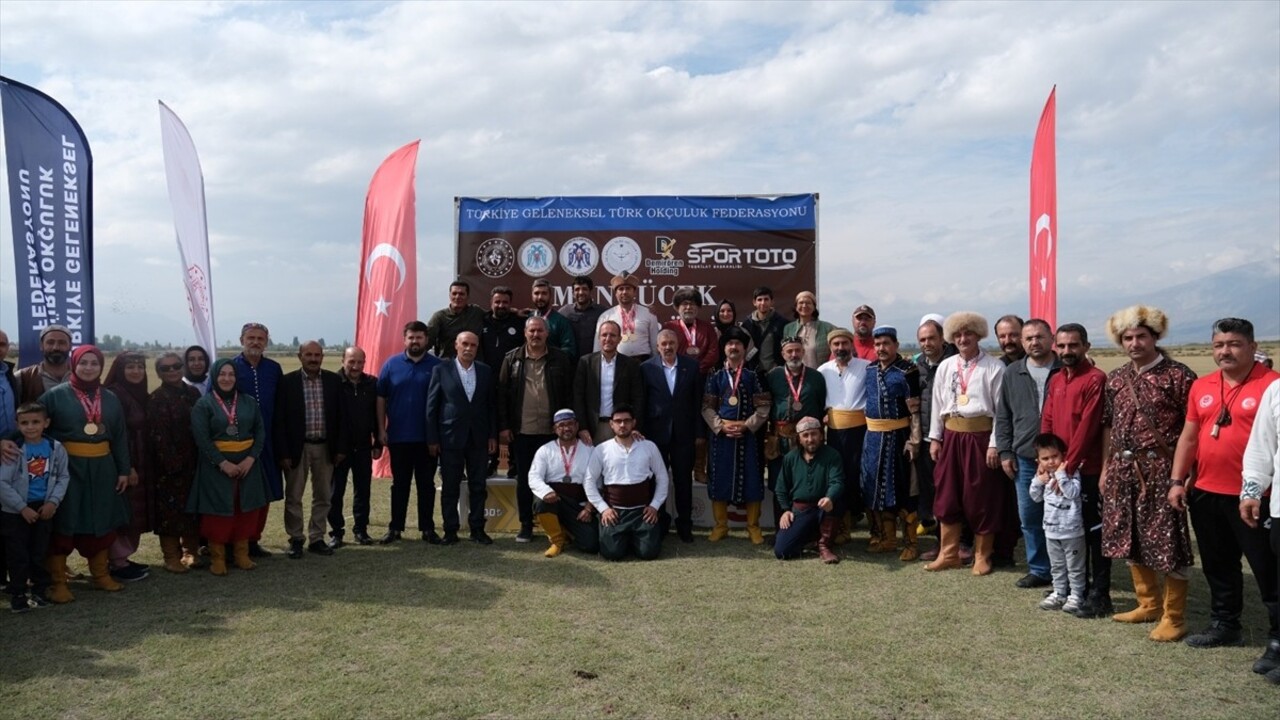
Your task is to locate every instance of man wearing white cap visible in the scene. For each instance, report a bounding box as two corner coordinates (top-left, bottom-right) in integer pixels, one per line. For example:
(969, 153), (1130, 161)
(595, 271), (658, 360)
(774, 416), (843, 563)
(528, 409), (598, 558)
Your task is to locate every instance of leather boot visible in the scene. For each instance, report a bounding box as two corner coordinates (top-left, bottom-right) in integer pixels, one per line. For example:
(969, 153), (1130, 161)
(833, 511), (852, 546)
(745, 502), (764, 545)
(88, 550), (124, 591)
(208, 543), (229, 576)
(693, 438), (708, 484)
(709, 502), (730, 542)
(870, 513), (899, 553)
(817, 515), (840, 564)
(925, 522), (964, 571)
(45, 554), (75, 604)
(1149, 576), (1189, 642)
(536, 512), (568, 558)
(159, 536), (188, 574)
(865, 510), (882, 550)
(899, 511), (919, 562)
(232, 540), (256, 570)
(971, 533), (995, 575)
(181, 533), (206, 568)
(1113, 565), (1163, 623)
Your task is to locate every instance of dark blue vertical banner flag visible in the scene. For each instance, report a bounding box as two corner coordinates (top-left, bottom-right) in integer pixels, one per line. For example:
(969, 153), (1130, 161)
(1, 76), (94, 366)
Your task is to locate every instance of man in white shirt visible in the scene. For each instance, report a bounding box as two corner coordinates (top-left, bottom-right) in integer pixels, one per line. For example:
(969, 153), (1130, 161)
(528, 409), (598, 558)
(585, 405), (670, 561)
(595, 272), (659, 360)
(818, 327), (870, 543)
(1241, 377), (1280, 684)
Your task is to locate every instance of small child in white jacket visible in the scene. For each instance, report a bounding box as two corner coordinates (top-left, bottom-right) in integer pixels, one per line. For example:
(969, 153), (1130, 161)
(1029, 433), (1086, 613)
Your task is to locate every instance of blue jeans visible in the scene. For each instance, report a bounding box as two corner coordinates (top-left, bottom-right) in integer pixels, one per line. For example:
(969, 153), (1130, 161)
(1015, 455), (1051, 579)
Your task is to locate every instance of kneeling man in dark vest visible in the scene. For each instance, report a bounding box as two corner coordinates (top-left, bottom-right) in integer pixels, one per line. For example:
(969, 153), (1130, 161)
(585, 404), (670, 560)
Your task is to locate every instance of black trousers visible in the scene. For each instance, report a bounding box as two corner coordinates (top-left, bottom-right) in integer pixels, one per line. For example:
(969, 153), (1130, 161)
(827, 426), (866, 515)
(513, 433), (555, 526)
(388, 442), (438, 534)
(440, 443), (490, 533)
(2, 507), (52, 595)
(1080, 473), (1112, 596)
(656, 439), (695, 529)
(913, 440), (937, 523)
(329, 447), (373, 537)
(1189, 489), (1279, 638)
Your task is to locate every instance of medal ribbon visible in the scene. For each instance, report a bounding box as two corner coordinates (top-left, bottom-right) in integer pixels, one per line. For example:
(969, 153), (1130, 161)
(214, 392), (239, 429)
(620, 306), (636, 336)
(957, 358), (978, 398)
(73, 387), (102, 424)
(559, 442), (578, 478)
(679, 320), (698, 348)
(726, 363), (744, 403)
(786, 367), (805, 412)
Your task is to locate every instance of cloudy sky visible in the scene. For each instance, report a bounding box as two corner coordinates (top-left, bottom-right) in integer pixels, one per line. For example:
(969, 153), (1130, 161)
(1, 0), (1277, 349)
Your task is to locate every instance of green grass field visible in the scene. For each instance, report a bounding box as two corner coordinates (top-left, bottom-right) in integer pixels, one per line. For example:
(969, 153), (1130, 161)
(1, 347), (1276, 718)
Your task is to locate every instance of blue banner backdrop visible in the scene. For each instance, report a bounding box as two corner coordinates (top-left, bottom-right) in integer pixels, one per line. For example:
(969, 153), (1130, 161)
(1, 76), (94, 366)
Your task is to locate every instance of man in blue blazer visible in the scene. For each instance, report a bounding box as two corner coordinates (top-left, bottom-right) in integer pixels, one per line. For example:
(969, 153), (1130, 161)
(427, 332), (498, 545)
(640, 329), (702, 543)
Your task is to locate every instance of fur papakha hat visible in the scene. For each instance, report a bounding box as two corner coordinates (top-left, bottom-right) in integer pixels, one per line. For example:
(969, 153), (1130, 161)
(1105, 305), (1168, 346)
(943, 311), (989, 341)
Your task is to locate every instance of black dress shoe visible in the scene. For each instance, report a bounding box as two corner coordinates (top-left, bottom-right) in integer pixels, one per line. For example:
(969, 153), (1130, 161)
(379, 530), (402, 545)
(1254, 639), (1280, 675)
(1184, 621), (1244, 648)
(470, 530), (493, 545)
(991, 555), (1016, 568)
(286, 540), (304, 560)
(422, 530), (442, 545)
(515, 524), (533, 543)
(1015, 573), (1052, 589)
(1072, 590), (1115, 619)
(441, 531), (459, 545)
(677, 524), (694, 543)
(248, 542), (272, 558)
(307, 540), (334, 556)
(327, 535), (345, 550)
(354, 530), (374, 546)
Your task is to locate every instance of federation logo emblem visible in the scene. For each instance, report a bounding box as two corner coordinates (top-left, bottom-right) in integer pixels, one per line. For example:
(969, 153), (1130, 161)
(518, 238), (556, 277)
(1199, 394), (1214, 408)
(602, 236), (642, 275)
(559, 236), (599, 275)
(476, 238), (515, 278)
(1242, 397), (1258, 411)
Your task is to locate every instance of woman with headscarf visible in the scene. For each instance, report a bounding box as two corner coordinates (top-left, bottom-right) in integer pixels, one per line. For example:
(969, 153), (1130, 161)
(183, 345), (211, 397)
(148, 352), (202, 573)
(188, 358), (269, 575)
(714, 299), (740, 339)
(39, 345), (131, 602)
(104, 351), (152, 582)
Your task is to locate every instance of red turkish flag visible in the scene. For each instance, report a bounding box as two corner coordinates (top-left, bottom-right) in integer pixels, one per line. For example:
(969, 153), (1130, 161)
(1029, 87), (1057, 330)
(356, 141), (419, 478)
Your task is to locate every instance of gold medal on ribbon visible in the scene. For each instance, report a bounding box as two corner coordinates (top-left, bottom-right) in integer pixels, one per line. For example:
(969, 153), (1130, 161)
(957, 394), (969, 406)
(728, 396), (739, 406)
(83, 422), (99, 435)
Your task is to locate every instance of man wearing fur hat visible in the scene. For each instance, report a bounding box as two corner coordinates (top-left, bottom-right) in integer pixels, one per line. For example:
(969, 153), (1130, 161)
(774, 416), (844, 563)
(1100, 304), (1197, 642)
(596, 271), (658, 361)
(702, 327), (771, 543)
(862, 326), (923, 560)
(926, 311), (1007, 575)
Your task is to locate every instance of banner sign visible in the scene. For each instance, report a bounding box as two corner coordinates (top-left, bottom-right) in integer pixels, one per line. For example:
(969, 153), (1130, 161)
(1, 76), (94, 366)
(158, 101), (217, 355)
(455, 194), (817, 316)
(1029, 87), (1057, 330)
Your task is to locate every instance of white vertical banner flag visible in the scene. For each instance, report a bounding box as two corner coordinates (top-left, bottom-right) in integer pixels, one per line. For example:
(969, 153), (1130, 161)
(158, 100), (217, 353)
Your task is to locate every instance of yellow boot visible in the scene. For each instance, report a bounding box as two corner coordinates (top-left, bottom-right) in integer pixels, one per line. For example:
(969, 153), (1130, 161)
(971, 533), (995, 576)
(1113, 565), (1163, 623)
(924, 522), (964, 571)
(1149, 576), (1189, 642)
(537, 512), (568, 558)
(160, 536), (189, 574)
(745, 502), (764, 545)
(870, 513), (899, 553)
(45, 554), (75, 604)
(866, 510), (882, 551)
(709, 502), (730, 542)
(88, 550), (124, 592)
(208, 543), (229, 576)
(899, 511), (919, 562)
(232, 540), (256, 570)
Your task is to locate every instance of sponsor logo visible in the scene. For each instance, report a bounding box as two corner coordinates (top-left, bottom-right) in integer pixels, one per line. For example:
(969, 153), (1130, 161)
(645, 235), (685, 277)
(559, 236), (599, 275)
(518, 237), (556, 277)
(686, 241), (797, 271)
(1199, 394), (1214, 408)
(476, 238), (515, 278)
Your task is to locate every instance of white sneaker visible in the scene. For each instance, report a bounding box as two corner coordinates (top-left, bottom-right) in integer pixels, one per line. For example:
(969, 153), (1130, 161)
(1062, 596), (1082, 614)
(1039, 593), (1065, 611)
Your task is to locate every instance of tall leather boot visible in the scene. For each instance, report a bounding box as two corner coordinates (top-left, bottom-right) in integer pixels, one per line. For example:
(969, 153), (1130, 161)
(817, 515), (840, 564)
(693, 439), (708, 484)
(833, 511), (853, 546)
(865, 510), (882, 551)
(536, 512), (568, 558)
(745, 502), (764, 545)
(1113, 565), (1162, 623)
(1149, 576), (1189, 642)
(208, 543), (229, 576)
(899, 511), (919, 562)
(232, 540), (257, 570)
(709, 502), (730, 542)
(971, 533), (994, 576)
(88, 550), (124, 591)
(159, 536), (188, 574)
(181, 532), (206, 569)
(870, 513), (898, 553)
(45, 554), (75, 604)
(924, 522), (964, 571)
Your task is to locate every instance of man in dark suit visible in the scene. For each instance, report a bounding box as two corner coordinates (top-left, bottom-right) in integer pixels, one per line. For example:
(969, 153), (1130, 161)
(427, 332), (498, 545)
(641, 329), (701, 543)
(327, 346), (383, 548)
(275, 341), (347, 559)
(574, 320), (644, 445)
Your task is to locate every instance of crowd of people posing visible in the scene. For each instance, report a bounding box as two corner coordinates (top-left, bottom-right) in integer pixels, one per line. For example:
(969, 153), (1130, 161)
(0, 272), (1277, 686)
